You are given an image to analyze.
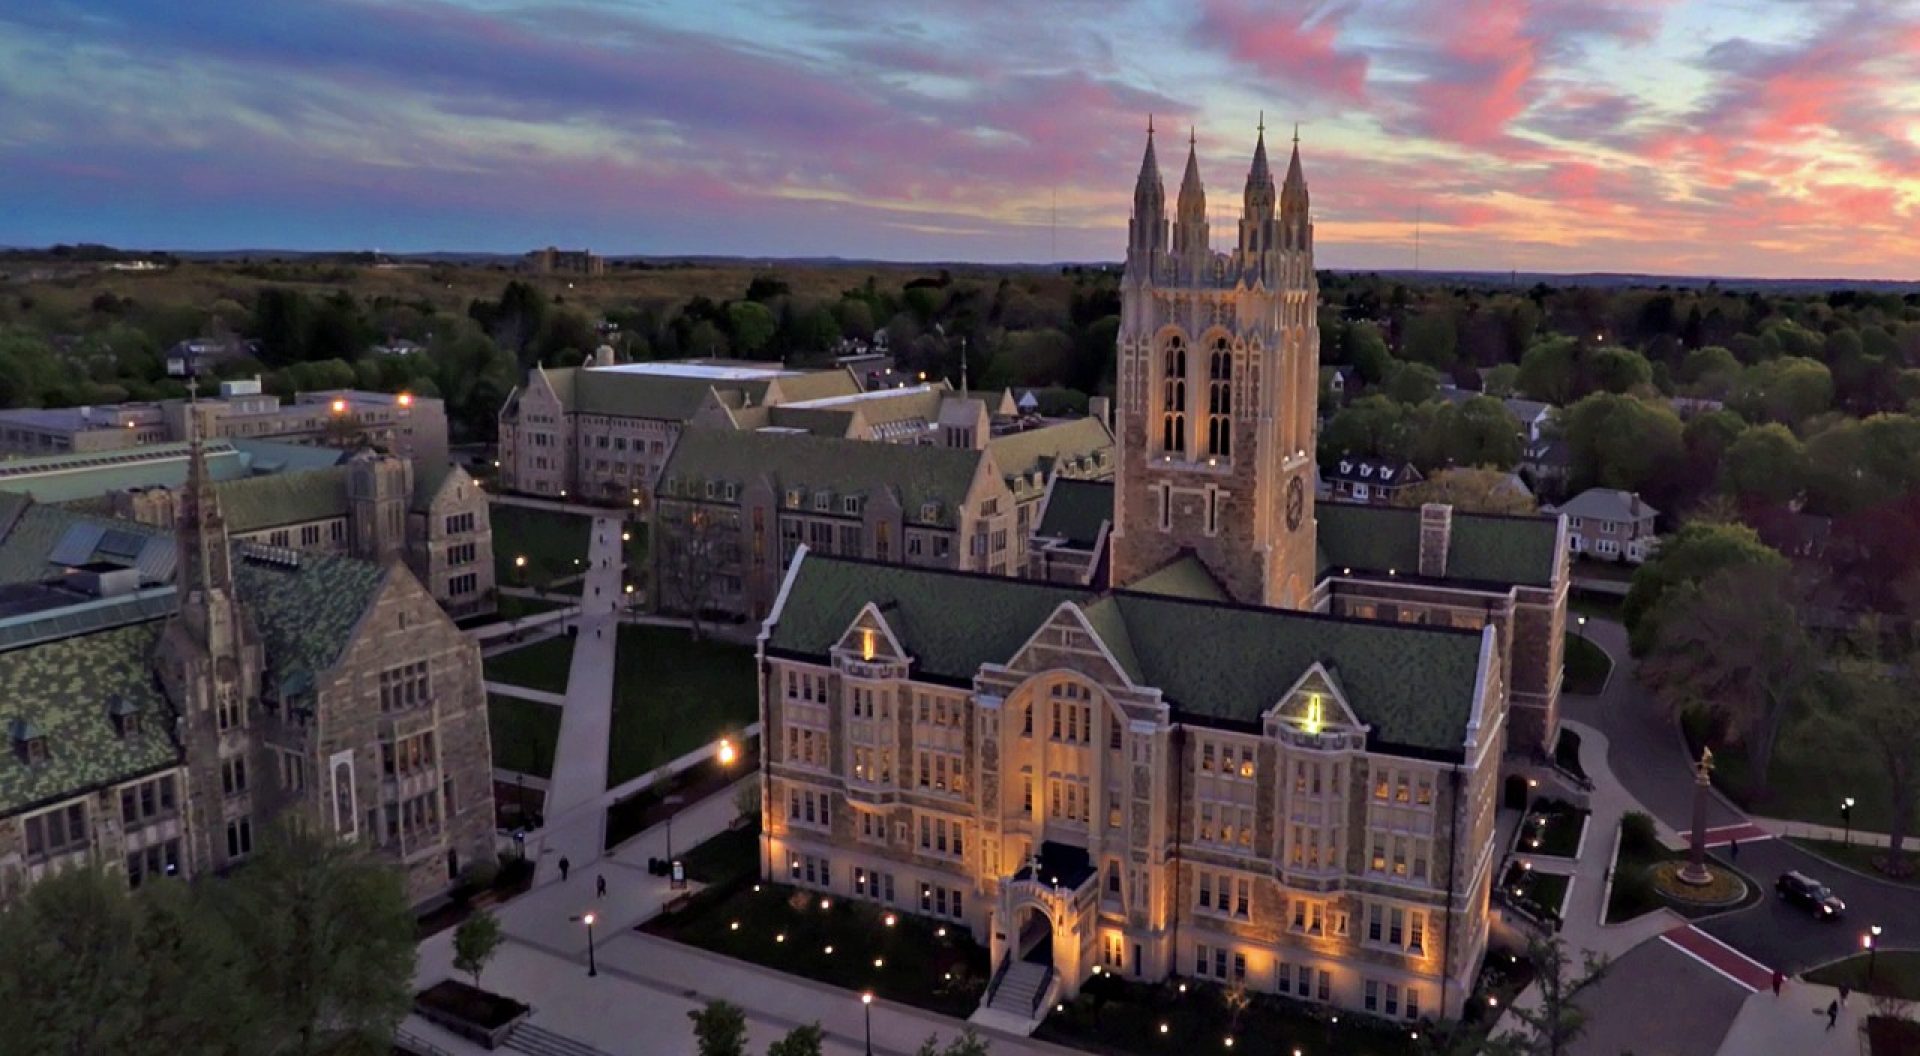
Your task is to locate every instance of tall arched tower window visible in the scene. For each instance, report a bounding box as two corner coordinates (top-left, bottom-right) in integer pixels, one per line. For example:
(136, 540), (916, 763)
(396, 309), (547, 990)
(1161, 336), (1187, 457)
(1207, 338), (1233, 458)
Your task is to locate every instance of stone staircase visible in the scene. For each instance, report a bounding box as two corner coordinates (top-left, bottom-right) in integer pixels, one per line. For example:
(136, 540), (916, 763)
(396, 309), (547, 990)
(502, 1022), (617, 1056)
(970, 960), (1055, 1036)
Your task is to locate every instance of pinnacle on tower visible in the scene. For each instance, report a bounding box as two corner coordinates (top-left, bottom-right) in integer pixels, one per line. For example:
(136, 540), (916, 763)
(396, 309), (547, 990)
(1177, 127), (1206, 222)
(1135, 115), (1163, 193)
(1247, 121), (1273, 193)
(177, 381), (234, 596)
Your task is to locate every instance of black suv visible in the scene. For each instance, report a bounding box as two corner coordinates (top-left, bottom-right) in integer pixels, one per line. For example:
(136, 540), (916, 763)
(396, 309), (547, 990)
(1776, 871), (1845, 919)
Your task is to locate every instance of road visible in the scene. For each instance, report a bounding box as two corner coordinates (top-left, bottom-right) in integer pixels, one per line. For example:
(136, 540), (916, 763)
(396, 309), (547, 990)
(1563, 617), (1916, 976)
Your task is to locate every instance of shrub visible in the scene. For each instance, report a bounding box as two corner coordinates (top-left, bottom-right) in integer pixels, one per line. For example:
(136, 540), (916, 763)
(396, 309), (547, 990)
(1620, 812), (1660, 857)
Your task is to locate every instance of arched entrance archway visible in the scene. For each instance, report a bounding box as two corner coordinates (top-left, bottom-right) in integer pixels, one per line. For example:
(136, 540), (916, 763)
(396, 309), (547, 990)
(1014, 902), (1054, 967)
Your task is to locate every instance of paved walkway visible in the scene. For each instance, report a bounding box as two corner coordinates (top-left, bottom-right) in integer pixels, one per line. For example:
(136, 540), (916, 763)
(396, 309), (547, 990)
(483, 681), (567, 706)
(527, 514), (627, 885)
(1714, 980), (1873, 1056)
(410, 778), (1067, 1056)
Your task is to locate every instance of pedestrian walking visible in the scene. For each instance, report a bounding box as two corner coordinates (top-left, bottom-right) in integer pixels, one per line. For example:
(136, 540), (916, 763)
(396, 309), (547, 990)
(1840, 984), (1850, 1008)
(1771, 969), (1784, 996)
(1729, 837), (1739, 862)
(597, 875), (607, 898)
(559, 856), (571, 881)
(1826, 999), (1839, 1031)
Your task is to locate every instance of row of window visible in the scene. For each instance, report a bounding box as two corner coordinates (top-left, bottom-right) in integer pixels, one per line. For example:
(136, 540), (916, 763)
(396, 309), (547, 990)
(789, 788), (831, 830)
(1197, 800), (1255, 849)
(383, 731), (437, 778)
(120, 774), (179, 827)
(379, 661), (431, 712)
(1196, 871), (1251, 919)
(1199, 739), (1256, 779)
(449, 572), (479, 597)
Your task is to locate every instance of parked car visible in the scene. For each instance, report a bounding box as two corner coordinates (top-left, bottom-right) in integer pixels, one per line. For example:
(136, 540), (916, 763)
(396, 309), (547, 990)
(1776, 871), (1845, 919)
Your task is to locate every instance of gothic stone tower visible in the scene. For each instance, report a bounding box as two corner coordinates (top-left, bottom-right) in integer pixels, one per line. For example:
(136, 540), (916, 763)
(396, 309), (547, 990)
(1110, 121), (1320, 609)
(159, 418), (267, 872)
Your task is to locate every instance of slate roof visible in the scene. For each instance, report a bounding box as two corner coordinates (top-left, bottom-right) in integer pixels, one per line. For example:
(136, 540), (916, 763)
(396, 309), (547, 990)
(0, 441), (251, 504)
(216, 467), (350, 532)
(0, 499), (168, 586)
(1554, 488), (1657, 523)
(1317, 501), (1563, 588)
(0, 620), (181, 816)
(1128, 554), (1230, 602)
(523, 364), (861, 423)
(233, 549), (387, 695)
(766, 555), (1487, 755)
(1034, 478), (1113, 548)
(411, 461), (457, 512)
(659, 428), (986, 527)
(987, 417), (1115, 490)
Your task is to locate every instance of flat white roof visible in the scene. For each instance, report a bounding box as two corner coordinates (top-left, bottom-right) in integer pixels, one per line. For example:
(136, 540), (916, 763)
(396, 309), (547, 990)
(782, 383), (942, 410)
(587, 362), (796, 381)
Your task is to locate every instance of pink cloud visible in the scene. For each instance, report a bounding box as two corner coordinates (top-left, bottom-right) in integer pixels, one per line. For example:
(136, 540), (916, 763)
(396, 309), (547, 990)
(1190, 0), (1369, 102)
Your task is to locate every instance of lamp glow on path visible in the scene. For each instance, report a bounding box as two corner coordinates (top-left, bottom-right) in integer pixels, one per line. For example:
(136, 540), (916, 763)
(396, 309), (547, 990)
(718, 739), (737, 766)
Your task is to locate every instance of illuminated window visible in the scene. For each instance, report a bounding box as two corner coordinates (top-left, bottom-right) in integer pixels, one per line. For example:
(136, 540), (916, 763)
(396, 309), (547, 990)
(1160, 336), (1187, 456)
(1206, 339), (1232, 458)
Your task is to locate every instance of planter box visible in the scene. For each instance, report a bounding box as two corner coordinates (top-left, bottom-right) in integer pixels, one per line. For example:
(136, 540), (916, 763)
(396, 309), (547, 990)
(413, 980), (530, 1050)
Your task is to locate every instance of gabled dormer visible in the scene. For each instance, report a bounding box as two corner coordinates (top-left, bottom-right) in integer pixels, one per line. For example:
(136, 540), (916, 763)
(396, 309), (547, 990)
(106, 694), (143, 738)
(9, 717), (48, 765)
(831, 602), (911, 679)
(1264, 663), (1367, 751)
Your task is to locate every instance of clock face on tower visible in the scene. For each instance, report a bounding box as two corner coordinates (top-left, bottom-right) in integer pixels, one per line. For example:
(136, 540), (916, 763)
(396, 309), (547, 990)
(1285, 476), (1306, 532)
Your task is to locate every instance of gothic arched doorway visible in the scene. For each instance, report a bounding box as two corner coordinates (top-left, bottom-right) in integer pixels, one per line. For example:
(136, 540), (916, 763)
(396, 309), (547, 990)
(1014, 903), (1054, 967)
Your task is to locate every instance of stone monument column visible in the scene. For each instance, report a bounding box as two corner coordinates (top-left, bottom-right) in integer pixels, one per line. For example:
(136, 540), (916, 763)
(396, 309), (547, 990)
(1679, 748), (1715, 885)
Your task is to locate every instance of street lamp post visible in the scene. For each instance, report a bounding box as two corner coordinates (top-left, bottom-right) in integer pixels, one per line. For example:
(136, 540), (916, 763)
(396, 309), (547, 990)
(1842, 798), (1856, 846)
(1576, 615), (1588, 642)
(571, 912), (599, 977)
(665, 793), (687, 887)
(1868, 925), (1883, 984)
(862, 992), (874, 1056)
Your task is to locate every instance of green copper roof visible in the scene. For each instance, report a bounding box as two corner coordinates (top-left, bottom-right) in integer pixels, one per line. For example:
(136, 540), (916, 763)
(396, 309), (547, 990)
(660, 429), (986, 527)
(1316, 501), (1562, 588)
(0, 620), (181, 816)
(1128, 554), (1230, 602)
(216, 467), (350, 533)
(1035, 478), (1112, 548)
(767, 555), (1487, 753)
(234, 550), (386, 691)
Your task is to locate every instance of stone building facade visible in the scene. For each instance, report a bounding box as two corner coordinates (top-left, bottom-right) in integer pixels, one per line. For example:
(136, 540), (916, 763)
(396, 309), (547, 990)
(110, 454), (496, 619)
(0, 437), (496, 906)
(755, 124), (1571, 1025)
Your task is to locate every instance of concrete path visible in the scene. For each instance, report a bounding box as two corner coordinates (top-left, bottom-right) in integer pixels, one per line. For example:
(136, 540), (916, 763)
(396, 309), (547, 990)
(483, 682), (567, 707)
(411, 778), (1069, 1056)
(528, 514), (627, 884)
(1714, 980), (1873, 1056)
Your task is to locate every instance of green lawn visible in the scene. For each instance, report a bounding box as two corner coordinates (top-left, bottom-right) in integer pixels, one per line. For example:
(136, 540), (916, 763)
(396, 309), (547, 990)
(493, 593), (570, 623)
(1037, 974), (1421, 1056)
(491, 503), (592, 589)
(642, 881), (991, 1019)
(1501, 862), (1570, 922)
(680, 821), (761, 885)
(487, 693), (561, 778)
(1562, 632), (1613, 695)
(621, 522), (648, 575)
(481, 634), (575, 695)
(1680, 677), (1899, 833)
(1806, 951), (1920, 1002)
(607, 625), (758, 787)
(1787, 837), (1920, 887)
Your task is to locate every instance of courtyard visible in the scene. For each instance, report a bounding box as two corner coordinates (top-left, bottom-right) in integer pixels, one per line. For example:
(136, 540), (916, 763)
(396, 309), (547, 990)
(492, 502), (593, 590)
(607, 624), (758, 786)
(481, 633), (576, 695)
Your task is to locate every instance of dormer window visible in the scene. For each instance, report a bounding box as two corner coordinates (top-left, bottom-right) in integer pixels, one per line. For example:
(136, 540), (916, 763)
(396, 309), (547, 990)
(724, 482), (738, 501)
(842, 496), (860, 515)
(920, 501), (940, 522)
(107, 695), (143, 738)
(785, 489), (802, 508)
(813, 490), (831, 512)
(10, 718), (48, 765)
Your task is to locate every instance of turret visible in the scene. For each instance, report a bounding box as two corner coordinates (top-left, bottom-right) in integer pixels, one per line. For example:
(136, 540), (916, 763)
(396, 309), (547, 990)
(1237, 118), (1281, 259)
(1173, 128), (1209, 264)
(1128, 118), (1167, 265)
(1282, 127), (1311, 252)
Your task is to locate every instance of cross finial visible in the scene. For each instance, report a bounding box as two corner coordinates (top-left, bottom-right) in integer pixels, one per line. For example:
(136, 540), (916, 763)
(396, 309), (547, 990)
(1189, 126), (1196, 148)
(1258, 110), (1265, 134)
(1293, 122), (1300, 145)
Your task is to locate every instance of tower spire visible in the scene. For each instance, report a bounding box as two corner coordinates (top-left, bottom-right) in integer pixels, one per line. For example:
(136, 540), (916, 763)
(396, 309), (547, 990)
(177, 376), (233, 596)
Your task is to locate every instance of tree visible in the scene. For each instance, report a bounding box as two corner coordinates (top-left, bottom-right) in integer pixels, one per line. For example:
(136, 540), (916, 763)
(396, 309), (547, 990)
(1639, 565), (1814, 795)
(223, 825), (415, 1055)
(1732, 356), (1833, 427)
(914, 1028), (991, 1056)
(1397, 467), (1536, 514)
(1384, 361), (1442, 404)
(1488, 936), (1610, 1056)
(659, 504), (733, 640)
(1436, 395), (1523, 469)
(1680, 345), (1742, 397)
(1516, 336), (1579, 404)
(1623, 520), (1785, 655)
(1346, 321), (1392, 383)
(689, 1000), (749, 1056)
(1403, 311), (1458, 368)
(1482, 362), (1519, 397)
(453, 910), (505, 988)
(1721, 423), (1806, 505)
(767, 1022), (825, 1056)
(1560, 393), (1683, 494)
(1586, 345), (1652, 394)
(727, 301), (777, 357)
(1837, 644), (1920, 875)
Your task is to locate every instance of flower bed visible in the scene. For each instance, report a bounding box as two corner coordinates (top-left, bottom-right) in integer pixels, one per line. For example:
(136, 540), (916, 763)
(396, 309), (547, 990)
(413, 979), (530, 1048)
(1515, 798), (1589, 859)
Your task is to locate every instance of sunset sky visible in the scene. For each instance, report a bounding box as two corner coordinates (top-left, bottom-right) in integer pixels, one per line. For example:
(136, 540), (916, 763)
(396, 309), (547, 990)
(4, 0), (1919, 277)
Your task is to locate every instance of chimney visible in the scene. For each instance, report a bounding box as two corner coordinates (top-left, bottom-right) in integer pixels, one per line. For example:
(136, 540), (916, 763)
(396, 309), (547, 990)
(1089, 396), (1112, 430)
(1419, 503), (1453, 578)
